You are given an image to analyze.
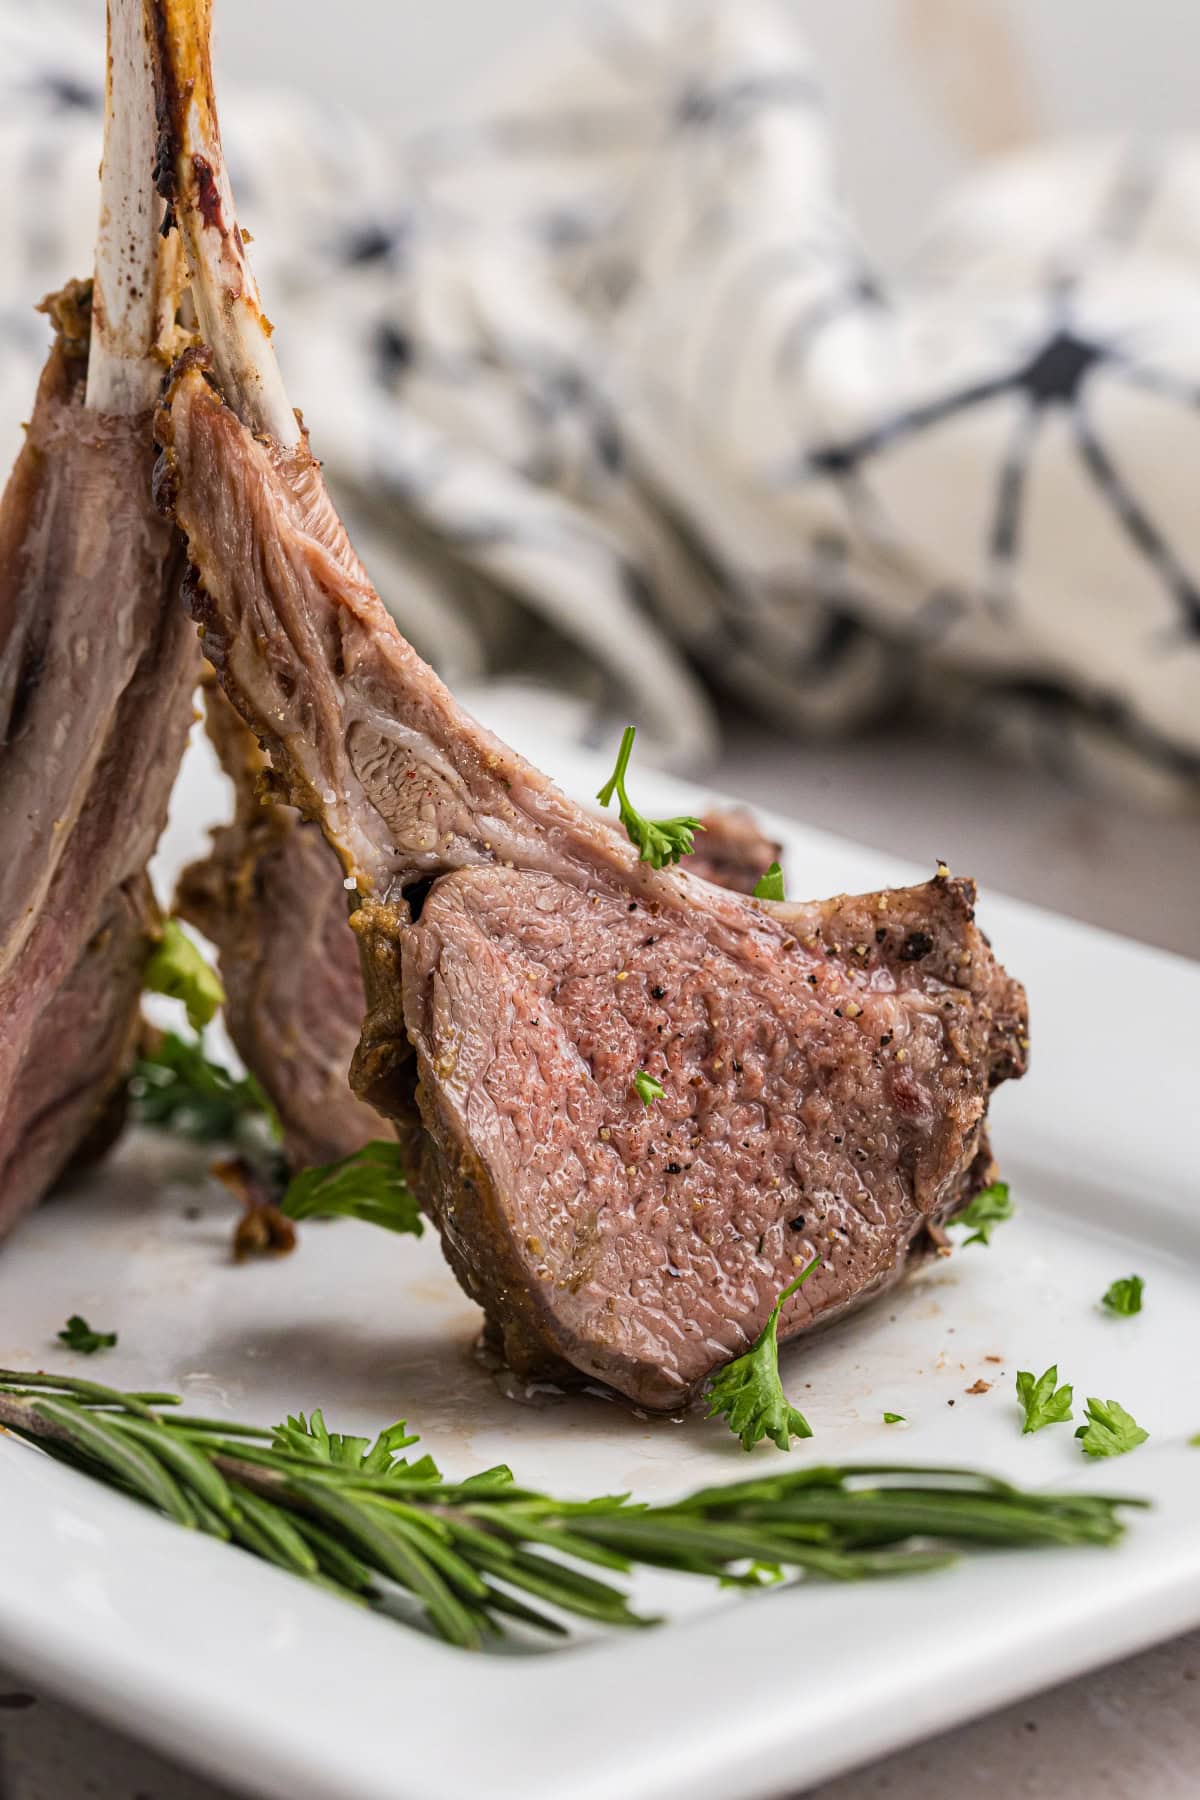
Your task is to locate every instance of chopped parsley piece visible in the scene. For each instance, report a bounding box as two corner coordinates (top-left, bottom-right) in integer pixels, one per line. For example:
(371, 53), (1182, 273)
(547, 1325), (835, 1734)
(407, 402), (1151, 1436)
(143, 919), (225, 1032)
(1075, 1397), (1149, 1458)
(280, 1140), (423, 1237)
(947, 1180), (1014, 1247)
(596, 726), (703, 869)
(1015, 1365), (1073, 1434)
(57, 1315), (117, 1356)
(633, 1069), (664, 1107)
(704, 1256), (821, 1451)
(882, 1411), (906, 1424)
(1101, 1275), (1144, 1317)
(130, 1030), (276, 1144)
(753, 862), (785, 902)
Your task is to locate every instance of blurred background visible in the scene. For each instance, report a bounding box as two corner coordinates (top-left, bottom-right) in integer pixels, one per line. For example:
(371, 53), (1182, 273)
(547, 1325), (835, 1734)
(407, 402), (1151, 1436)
(2, 0), (1198, 957)
(2, 5), (1199, 1799)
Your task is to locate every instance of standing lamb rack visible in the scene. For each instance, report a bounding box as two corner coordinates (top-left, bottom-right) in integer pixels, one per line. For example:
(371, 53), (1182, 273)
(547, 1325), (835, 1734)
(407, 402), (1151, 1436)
(152, 0), (1028, 1410)
(0, 0), (197, 1238)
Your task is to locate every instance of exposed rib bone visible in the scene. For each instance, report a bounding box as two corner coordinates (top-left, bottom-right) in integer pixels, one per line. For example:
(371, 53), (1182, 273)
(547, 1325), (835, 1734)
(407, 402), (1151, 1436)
(151, 0), (299, 445)
(87, 0), (182, 414)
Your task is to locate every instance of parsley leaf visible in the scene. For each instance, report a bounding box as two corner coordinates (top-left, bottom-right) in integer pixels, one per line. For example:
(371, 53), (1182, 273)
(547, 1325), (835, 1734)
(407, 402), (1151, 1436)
(704, 1256), (821, 1452)
(596, 726), (703, 869)
(753, 861), (785, 902)
(270, 1409), (440, 1482)
(143, 920), (225, 1032)
(1075, 1397), (1149, 1458)
(882, 1411), (906, 1424)
(1101, 1275), (1144, 1317)
(633, 1069), (664, 1107)
(1015, 1364), (1073, 1434)
(280, 1140), (423, 1236)
(57, 1315), (117, 1356)
(947, 1180), (1014, 1247)
(130, 1030), (275, 1144)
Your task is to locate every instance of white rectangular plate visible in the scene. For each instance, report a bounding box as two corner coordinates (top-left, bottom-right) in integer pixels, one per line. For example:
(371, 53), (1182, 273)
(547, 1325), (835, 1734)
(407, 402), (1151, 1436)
(1, 726), (1198, 1800)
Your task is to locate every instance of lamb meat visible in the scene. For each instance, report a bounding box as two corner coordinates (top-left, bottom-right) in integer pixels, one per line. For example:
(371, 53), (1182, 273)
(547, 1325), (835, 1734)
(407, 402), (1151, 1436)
(152, 0), (1027, 1409)
(0, 6), (196, 1237)
(686, 807), (782, 895)
(176, 680), (383, 1169)
(180, 674), (784, 1170)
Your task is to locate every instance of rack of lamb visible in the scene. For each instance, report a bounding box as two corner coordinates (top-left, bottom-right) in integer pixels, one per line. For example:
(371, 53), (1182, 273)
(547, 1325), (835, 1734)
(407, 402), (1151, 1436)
(151, 0), (1028, 1410)
(0, 1), (196, 1238)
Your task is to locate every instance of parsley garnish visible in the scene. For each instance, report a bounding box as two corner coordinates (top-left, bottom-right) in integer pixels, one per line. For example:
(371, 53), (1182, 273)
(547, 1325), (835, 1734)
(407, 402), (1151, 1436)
(633, 1069), (664, 1107)
(57, 1316), (117, 1356)
(1015, 1365), (1073, 1434)
(596, 726), (703, 869)
(882, 1412), (906, 1424)
(280, 1141), (423, 1236)
(1101, 1275), (1144, 1317)
(143, 919), (225, 1032)
(130, 1030), (275, 1144)
(753, 862), (785, 901)
(704, 1257), (821, 1451)
(270, 1409), (439, 1482)
(1076, 1398), (1148, 1458)
(947, 1180), (1014, 1247)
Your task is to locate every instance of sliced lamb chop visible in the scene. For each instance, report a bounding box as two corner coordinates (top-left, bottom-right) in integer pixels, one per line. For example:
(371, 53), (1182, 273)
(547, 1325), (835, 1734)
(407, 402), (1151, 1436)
(179, 675), (784, 1170)
(153, 0), (1027, 1409)
(176, 679), (383, 1169)
(0, 2), (196, 1236)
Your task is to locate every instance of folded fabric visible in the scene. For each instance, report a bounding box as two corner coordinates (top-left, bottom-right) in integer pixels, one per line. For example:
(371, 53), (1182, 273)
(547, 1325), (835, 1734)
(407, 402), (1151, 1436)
(3, 0), (1197, 795)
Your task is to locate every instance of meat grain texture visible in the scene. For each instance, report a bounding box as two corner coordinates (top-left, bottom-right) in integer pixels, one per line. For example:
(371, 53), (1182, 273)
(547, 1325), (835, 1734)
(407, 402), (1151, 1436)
(0, 293), (196, 1236)
(159, 362), (1028, 1411)
(180, 675), (784, 1171)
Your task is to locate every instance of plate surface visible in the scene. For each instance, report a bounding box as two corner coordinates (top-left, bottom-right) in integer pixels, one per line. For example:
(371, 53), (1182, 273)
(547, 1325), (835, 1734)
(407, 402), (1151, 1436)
(1, 725), (1198, 1800)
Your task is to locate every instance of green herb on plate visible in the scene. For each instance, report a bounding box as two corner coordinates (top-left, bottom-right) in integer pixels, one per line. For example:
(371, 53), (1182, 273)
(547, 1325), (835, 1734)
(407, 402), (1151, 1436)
(882, 1412), (906, 1425)
(1075, 1398), (1149, 1459)
(1015, 1365), (1073, 1434)
(56, 1316), (117, 1356)
(129, 1029), (276, 1145)
(280, 1140), (422, 1237)
(0, 1371), (1147, 1652)
(704, 1257), (821, 1452)
(1101, 1275), (1144, 1318)
(947, 1181), (1014, 1247)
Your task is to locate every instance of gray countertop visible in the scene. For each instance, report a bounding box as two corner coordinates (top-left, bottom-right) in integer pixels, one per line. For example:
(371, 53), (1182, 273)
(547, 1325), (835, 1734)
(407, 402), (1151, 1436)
(2, 718), (1196, 1800)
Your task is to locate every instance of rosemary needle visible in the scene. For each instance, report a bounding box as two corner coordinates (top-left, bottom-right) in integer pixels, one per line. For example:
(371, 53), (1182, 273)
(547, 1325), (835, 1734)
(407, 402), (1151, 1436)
(0, 1370), (1146, 1652)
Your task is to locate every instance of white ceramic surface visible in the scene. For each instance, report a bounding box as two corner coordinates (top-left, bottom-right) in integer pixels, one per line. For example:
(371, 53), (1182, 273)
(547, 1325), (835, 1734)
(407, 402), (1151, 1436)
(0, 731), (1197, 1800)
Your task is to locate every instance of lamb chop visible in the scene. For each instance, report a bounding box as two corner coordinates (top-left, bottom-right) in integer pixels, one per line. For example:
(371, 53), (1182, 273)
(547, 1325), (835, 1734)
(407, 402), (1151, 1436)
(152, 0), (1027, 1410)
(0, 1), (196, 1238)
(178, 676), (784, 1171)
(176, 680), (384, 1170)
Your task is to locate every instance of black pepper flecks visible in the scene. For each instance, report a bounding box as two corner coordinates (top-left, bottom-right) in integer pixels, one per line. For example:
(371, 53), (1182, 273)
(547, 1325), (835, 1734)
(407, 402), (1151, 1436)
(900, 931), (934, 962)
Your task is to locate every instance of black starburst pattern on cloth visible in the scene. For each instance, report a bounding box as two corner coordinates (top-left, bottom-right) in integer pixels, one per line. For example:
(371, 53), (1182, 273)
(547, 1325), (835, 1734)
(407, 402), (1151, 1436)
(789, 284), (1200, 639)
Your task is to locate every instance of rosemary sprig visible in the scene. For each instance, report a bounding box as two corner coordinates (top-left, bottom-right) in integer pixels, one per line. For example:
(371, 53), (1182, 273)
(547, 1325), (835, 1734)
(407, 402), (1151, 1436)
(0, 1372), (1145, 1652)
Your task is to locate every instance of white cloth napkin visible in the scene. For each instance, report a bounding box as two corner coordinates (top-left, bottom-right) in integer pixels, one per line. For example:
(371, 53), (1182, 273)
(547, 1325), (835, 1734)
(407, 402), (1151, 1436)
(3, 0), (1198, 795)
